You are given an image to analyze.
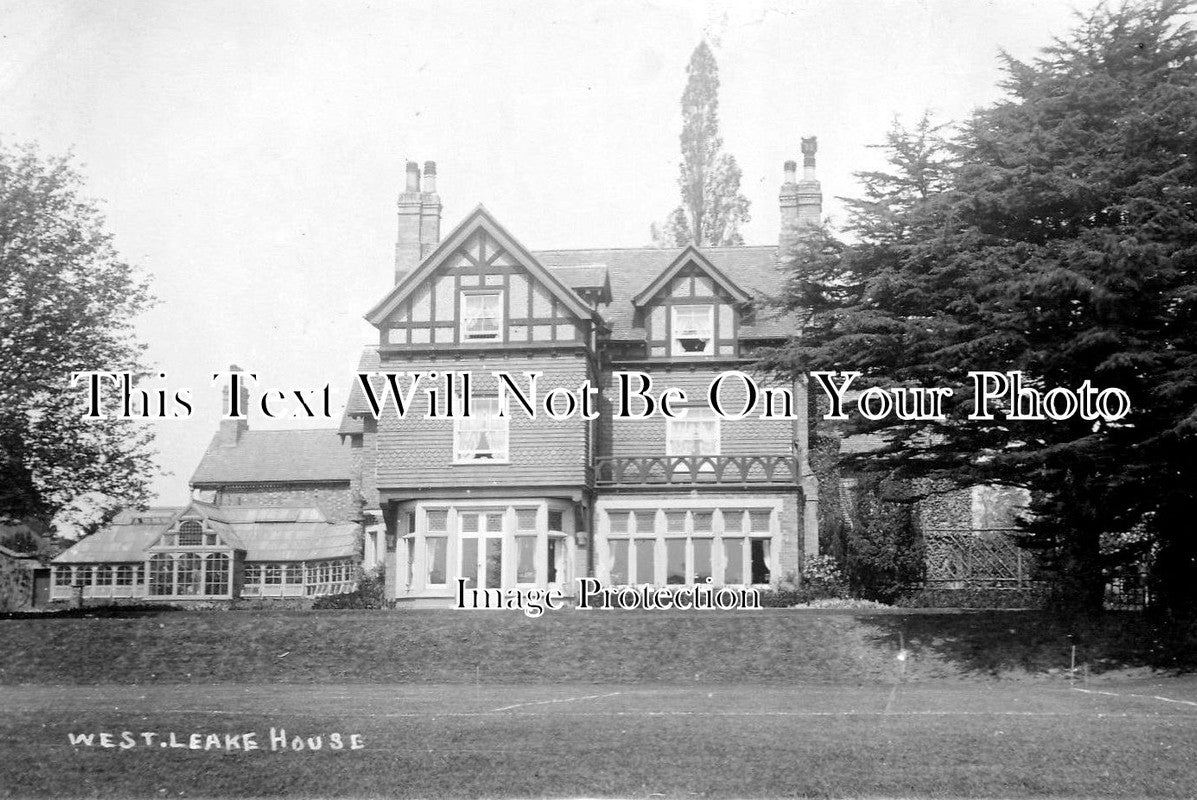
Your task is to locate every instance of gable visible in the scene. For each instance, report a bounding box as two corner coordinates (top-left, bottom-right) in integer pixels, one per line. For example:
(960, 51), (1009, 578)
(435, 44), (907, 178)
(627, 250), (754, 359)
(631, 246), (752, 309)
(147, 501), (243, 551)
(533, 245), (790, 341)
(366, 207), (601, 349)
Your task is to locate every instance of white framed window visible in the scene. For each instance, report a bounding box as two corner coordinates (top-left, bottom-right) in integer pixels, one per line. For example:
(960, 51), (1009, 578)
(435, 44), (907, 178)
(666, 408), (720, 457)
(670, 304), (713, 355)
(601, 506), (773, 587)
(459, 510), (505, 590)
(461, 291), (503, 341)
(454, 395), (509, 462)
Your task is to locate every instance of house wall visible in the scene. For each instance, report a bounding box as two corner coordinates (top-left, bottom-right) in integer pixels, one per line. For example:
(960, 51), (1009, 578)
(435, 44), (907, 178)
(212, 483), (355, 522)
(601, 366), (799, 459)
(373, 351), (594, 490)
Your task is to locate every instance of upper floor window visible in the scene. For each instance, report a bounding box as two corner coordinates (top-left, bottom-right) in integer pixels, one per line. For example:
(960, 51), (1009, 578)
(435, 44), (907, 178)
(666, 408), (720, 456)
(671, 305), (713, 355)
(454, 395), (509, 462)
(461, 291), (503, 341)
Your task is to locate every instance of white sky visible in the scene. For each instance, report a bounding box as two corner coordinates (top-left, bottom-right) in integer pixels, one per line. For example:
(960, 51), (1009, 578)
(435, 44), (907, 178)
(0, 0), (1098, 506)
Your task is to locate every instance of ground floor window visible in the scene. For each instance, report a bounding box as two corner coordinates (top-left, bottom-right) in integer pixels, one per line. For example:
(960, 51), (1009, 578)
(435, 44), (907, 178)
(397, 500), (573, 596)
(601, 506), (776, 586)
(148, 552), (232, 598)
(52, 563), (146, 597)
(242, 558), (355, 598)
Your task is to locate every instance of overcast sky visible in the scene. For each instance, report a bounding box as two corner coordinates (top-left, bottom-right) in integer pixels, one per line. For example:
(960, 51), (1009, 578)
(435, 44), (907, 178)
(2, 0), (1101, 507)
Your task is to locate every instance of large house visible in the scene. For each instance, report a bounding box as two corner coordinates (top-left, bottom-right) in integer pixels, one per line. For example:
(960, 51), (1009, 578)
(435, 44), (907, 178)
(52, 141), (836, 605)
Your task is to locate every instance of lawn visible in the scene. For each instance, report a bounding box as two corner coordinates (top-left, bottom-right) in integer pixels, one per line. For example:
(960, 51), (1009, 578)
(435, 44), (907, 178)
(2, 609), (1195, 797)
(2, 681), (1197, 797)
(0, 607), (1188, 684)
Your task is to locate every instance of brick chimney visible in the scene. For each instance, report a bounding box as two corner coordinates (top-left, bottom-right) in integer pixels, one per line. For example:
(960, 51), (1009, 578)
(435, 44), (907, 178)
(395, 161), (422, 285)
(798, 136), (822, 229)
(394, 160), (443, 285)
(779, 158), (800, 254)
(779, 137), (824, 255)
(217, 364), (250, 448)
(420, 160), (441, 260)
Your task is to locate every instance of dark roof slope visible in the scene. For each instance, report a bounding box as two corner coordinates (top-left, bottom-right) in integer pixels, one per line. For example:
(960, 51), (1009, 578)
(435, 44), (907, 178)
(191, 429), (351, 486)
(339, 348), (381, 433)
(533, 245), (793, 338)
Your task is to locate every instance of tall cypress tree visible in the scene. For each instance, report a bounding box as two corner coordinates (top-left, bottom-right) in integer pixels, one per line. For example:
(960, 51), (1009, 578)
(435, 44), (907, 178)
(765, 1), (1197, 614)
(652, 41), (750, 247)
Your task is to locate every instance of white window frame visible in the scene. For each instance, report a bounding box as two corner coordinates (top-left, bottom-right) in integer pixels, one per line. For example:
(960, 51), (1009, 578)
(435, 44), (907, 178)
(458, 510), (506, 590)
(600, 505), (776, 587)
(670, 304), (714, 356)
(666, 408), (721, 457)
(453, 394), (510, 463)
(460, 290), (504, 342)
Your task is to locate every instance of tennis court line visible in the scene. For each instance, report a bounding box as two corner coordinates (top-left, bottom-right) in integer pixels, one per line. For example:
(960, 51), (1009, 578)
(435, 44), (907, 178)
(1072, 686), (1197, 708)
(490, 691), (622, 712)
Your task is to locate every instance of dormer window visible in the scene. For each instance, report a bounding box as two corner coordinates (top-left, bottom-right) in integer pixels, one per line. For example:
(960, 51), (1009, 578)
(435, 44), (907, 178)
(461, 291), (503, 341)
(671, 305), (713, 356)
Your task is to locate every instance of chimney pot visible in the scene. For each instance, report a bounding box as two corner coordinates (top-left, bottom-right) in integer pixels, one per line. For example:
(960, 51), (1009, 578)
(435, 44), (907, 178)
(422, 160), (437, 194)
(217, 364), (250, 447)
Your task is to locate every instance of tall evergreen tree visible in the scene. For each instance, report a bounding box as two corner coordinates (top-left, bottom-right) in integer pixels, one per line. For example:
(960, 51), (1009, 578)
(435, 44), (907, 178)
(765, 1), (1197, 614)
(652, 41), (750, 247)
(0, 143), (157, 532)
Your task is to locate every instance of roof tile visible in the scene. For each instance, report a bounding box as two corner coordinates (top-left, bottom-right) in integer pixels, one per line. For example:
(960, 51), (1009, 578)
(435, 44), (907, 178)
(191, 429), (351, 486)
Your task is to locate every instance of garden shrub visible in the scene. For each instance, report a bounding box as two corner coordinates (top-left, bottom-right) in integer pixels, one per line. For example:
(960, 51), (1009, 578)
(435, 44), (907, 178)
(312, 566), (388, 610)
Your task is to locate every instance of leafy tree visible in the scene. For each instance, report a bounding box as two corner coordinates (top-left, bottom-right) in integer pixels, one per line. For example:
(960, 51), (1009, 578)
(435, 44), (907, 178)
(652, 41), (750, 247)
(765, 1), (1197, 614)
(0, 143), (156, 532)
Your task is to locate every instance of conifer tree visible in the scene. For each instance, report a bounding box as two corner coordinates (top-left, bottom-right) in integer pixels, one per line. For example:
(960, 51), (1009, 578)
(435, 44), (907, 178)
(766, 1), (1197, 614)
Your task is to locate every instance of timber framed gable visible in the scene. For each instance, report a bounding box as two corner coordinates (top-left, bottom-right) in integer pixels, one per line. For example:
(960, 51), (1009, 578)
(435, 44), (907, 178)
(367, 207), (603, 351)
(632, 247), (751, 359)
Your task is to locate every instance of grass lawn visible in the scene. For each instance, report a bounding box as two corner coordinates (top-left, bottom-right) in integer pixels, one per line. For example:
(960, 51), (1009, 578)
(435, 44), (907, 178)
(2, 681), (1197, 798)
(2, 609), (1194, 797)
(0, 607), (1189, 684)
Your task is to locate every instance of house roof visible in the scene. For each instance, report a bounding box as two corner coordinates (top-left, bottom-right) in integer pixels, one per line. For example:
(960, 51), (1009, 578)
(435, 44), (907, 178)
(339, 243), (798, 432)
(229, 523), (357, 561)
(630, 246), (753, 308)
(54, 511), (182, 563)
(339, 349), (381, 434)
(532, 245), (794, 339)
(548, 264), (610, 291)
(54, 503), (356, 564)
(191, 429), (351, 486)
